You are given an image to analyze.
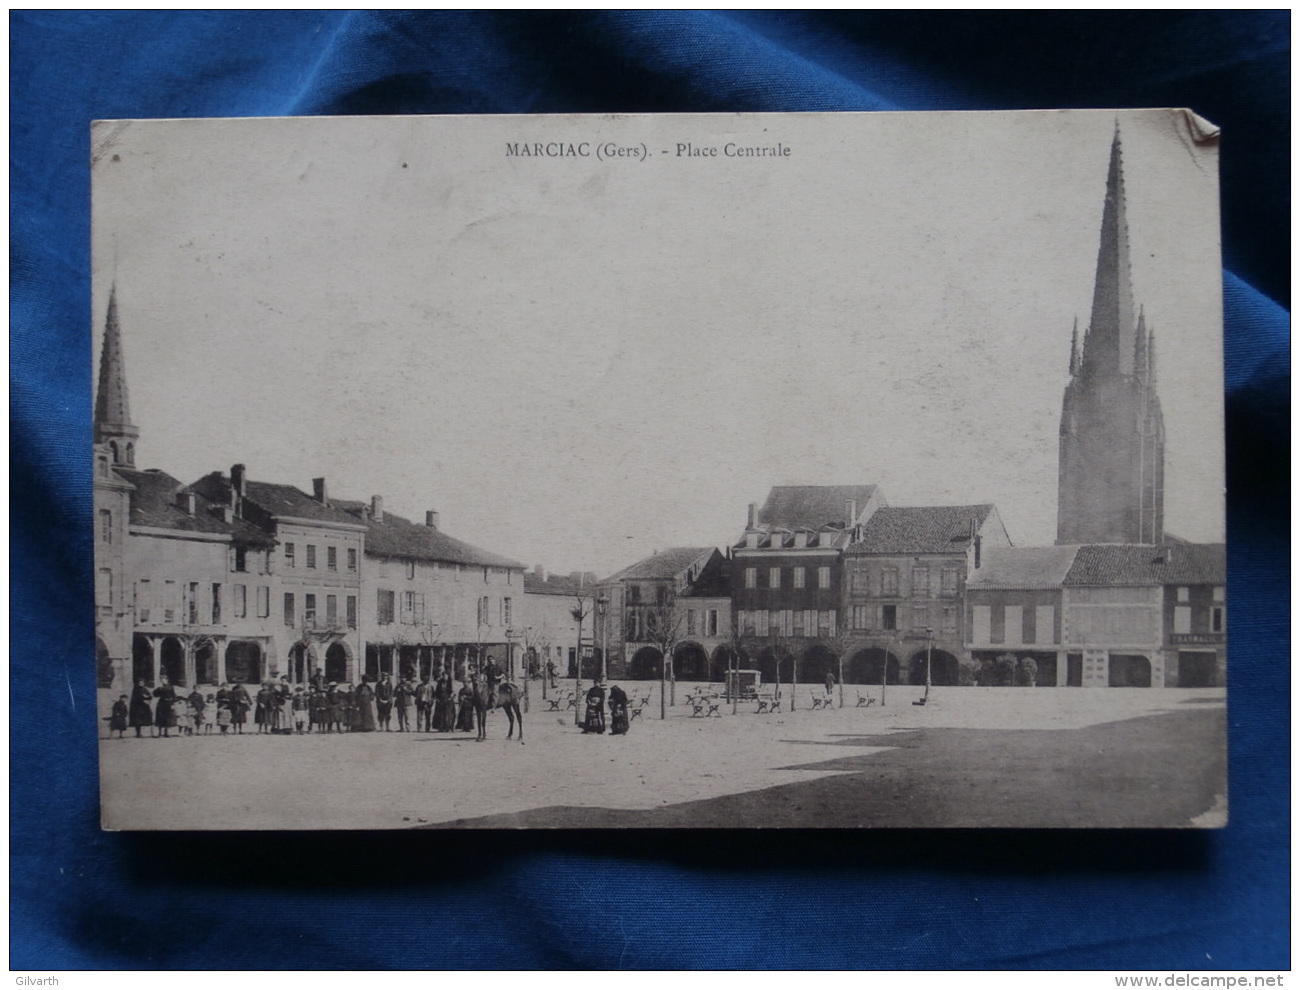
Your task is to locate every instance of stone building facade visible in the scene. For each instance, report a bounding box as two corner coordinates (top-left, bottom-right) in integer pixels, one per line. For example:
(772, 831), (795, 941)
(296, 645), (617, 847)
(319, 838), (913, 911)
(841, 503), (1010, 686)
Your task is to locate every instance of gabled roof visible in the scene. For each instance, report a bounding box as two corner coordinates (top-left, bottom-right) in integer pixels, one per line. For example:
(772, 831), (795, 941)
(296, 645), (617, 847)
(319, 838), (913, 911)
(1064, 543), (1226, 587)
(191, 473), (362, 528)
(753, 485), (878, 530)
(603, 547), (716, 584)
(845, 504), (995, 555)
(116, 468), (274, 546)
(967, 545), (1080, 590)
(524, 572), (597, 597)
(332, 499), (523, 569)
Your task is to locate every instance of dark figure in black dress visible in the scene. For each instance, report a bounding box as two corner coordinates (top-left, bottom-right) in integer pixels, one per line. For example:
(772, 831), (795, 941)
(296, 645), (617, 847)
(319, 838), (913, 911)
(608, 684), (629, 735)
(582, 681), (606, 734)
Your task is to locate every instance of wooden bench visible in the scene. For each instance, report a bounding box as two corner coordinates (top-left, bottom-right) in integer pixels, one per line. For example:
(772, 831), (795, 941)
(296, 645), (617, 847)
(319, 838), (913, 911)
(855, 691), (876, 708)
(691, 695), (722, 718)
(629, 695), (651, 721)
(810, 691), (835, 710)
(754, 691), (780, 714)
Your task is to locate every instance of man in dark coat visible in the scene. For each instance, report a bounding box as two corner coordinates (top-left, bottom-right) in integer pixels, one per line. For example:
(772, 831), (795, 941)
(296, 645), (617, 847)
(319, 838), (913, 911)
(129, 680), (153, 737)
(229, 682), (251, 733)
(152, 677), (176, 738)
(414, 674), (434, 732)
(375, 672), (395, 730)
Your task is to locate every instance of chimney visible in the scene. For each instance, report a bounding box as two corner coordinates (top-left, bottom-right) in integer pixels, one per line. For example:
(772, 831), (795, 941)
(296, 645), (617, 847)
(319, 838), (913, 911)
(425, 509), (439, 529)
(570, 571), (582, 587)
(846, 499), (857, 526)
(747, 502), (757, 528)
(371, 495), (383, 523)
(218, 505), (233, 524)
(177, 491), (197, 515)
(231, 463), (247, 497)
(313, 477), (329, 506)
(534, 564), (546, 581)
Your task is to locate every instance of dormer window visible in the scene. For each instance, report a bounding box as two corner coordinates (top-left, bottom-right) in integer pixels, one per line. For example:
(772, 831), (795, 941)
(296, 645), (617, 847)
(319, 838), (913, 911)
(746, 532), (760, 549)
(793, 531), (807, 549)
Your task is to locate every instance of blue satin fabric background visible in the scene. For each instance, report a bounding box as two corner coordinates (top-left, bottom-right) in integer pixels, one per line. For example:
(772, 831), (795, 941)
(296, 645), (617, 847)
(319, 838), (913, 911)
(11, 11), (1289, 970)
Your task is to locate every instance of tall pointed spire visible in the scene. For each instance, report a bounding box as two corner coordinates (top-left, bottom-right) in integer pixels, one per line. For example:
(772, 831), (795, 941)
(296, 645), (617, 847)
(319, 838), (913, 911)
(1078, 127), (1137, 382)
(93, 284), (139, 467)
(1057, 129), (1164, 545)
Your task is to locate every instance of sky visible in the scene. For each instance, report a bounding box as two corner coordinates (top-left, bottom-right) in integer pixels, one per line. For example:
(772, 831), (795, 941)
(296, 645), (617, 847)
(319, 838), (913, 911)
(92, 110), (1225, 577)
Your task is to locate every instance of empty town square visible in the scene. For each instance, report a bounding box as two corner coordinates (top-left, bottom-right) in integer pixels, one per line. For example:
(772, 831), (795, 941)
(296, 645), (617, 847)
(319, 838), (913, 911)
(99, 685), (1226, 829)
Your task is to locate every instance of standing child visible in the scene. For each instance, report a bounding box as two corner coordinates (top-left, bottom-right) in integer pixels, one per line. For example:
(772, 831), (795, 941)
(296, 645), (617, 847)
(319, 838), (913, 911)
(292, 687), (307, 734)
(216, 701), (232, 735)
(108, 695), (129, 739)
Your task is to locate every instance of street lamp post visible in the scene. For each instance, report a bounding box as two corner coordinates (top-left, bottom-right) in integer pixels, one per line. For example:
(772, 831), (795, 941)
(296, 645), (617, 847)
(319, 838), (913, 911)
(924, 626), (934, 703)
(597, 594), (609, 683)
(571, 599), (590, 727)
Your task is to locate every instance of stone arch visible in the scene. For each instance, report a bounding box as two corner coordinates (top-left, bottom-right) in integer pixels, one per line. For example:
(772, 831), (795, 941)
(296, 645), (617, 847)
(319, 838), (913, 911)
(132, 634), (155, 684)
(801, 643), (837, 685)
(710, 643), (746, 682)
(325, 641), (351, 684)
(160, 636), (186, 686)
(193, 637), (219, 685)
(290, 641), (320, 684)
(628, 646), (663, 680)
(225, 640), (263, 684)
(848, 647), (901, 685)
(673, 641), (710, 682)
(96, 636), (114, 688)
(1108, 654), (1152, 688)
(907, 648), (960, 687)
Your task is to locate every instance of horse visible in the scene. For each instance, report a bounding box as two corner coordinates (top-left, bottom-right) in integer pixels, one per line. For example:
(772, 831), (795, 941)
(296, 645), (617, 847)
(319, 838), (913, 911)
(470, 674), (524, 743)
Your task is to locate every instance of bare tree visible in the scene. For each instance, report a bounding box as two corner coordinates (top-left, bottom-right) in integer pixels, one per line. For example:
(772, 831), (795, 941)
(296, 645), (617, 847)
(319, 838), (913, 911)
(818, 625), (857, 708)
(570, 594), (592, 725)
(643, 599), (685, 720)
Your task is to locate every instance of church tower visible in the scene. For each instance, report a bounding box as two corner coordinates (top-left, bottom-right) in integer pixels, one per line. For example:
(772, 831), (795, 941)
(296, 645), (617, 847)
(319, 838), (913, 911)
(93, 285), (139, 468)
(1057, 130), (1165, 545)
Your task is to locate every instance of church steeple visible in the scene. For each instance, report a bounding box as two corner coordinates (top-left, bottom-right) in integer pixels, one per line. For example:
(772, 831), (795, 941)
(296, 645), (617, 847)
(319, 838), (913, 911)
(1057, 129), (1165, 545)
(93, 285), (139, 467)
(1077, 127), (1138, 383)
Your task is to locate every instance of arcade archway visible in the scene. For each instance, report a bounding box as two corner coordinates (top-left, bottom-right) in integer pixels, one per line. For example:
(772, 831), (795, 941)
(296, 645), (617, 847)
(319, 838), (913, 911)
(132, 635), (154, 684)
(225, 641), (263, 684)
(325, 642), (351, 683)
(629, 646), (663, 680)
(848, 647), (901, 685)
(160, 637), (186, 686)
(1108, 654), (1152, 688)
(673, 641), (709, 682)
(907, 649), (960, 687)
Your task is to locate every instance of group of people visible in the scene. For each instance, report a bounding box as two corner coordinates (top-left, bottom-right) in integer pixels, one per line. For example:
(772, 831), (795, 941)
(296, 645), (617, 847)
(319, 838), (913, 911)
(580, 678), (630, 736)
(106, 664), (511, 738)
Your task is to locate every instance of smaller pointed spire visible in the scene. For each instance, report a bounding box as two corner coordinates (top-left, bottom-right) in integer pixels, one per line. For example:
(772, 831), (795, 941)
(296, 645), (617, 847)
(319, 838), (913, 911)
(93, 283), (139, 466)
(1069, 317), (1081, 377)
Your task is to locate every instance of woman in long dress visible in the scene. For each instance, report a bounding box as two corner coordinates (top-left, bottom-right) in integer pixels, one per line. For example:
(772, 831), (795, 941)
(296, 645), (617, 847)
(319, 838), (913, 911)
(354, 678), (377, 732)
(582, 680), (606, 734)
(608, 683), (629, 736)
(455, 682), (475, 732)
(433, 674), (455, 732)
(229, 683), (251, 733)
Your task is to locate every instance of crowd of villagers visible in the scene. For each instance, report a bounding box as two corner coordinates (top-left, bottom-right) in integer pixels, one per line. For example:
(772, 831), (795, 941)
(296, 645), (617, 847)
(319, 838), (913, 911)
(106, 663), (505, 738)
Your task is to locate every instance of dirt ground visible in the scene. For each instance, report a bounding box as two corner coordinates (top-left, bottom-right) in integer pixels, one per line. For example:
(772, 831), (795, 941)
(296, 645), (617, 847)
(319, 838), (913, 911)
(97, 685), (1226, 830)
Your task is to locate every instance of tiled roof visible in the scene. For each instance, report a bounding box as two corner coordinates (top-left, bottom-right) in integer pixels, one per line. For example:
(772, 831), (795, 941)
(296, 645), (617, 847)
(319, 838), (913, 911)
(754, 485), (878, 530)
(524, 572), (597, 596)
(845, 504), (995, 555)
(332, 499), (523, 569)
(967, 545), (1080, 590)
(1064, 543), (1226, 586)
(191, 473), (362, 528)
(116, 468), (274, 546)
(603, 547), (715, 583)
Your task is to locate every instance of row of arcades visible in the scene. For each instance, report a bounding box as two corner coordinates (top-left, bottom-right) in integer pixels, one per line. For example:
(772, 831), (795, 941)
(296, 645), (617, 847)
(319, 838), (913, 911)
(103, 634), (1199, 691)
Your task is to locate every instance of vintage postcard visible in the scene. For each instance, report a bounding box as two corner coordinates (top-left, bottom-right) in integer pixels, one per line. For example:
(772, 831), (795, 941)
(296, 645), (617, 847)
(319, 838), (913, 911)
(92, 110), (1226, 829)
